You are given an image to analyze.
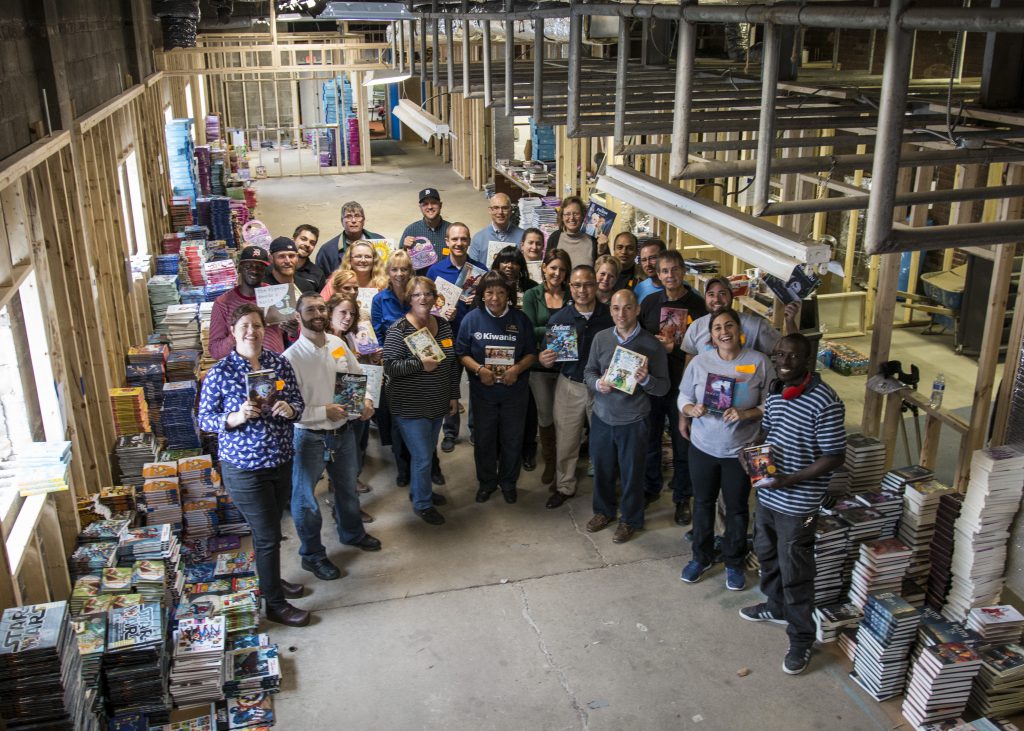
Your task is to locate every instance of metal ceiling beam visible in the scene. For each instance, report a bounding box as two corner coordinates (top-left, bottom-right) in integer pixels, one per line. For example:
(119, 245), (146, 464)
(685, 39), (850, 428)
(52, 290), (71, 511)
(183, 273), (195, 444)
(763, 184), (1024, 216)
(669, 0), (696, 177)
(890, 221), (1024, 250)
(753, 21), (780, 215)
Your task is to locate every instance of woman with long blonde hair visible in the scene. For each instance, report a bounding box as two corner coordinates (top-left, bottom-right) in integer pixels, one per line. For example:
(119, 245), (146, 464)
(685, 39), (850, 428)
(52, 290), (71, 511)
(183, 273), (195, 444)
(321, 240), (388, 298)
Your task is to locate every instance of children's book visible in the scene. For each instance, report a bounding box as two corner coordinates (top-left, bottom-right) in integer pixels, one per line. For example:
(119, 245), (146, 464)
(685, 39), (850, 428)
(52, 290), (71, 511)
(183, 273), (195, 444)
(545, 324), (578, 362)
(606, 346), (647, 395)
(404, 327), (446, 363)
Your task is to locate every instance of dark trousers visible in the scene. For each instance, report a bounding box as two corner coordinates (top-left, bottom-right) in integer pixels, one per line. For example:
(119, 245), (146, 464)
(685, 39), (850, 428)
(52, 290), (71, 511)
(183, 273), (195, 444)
(688, 444), (750, 570)
(443, 363), (463, 439)
(522, 390), (538, 460)
(353, 419), (369, 472)
(590, 414), (648, 528)
(471, 385), (529, 492)
(220, 461), (290, 611)
(754, 505), (818, 649)
(644, 389), (692, 502)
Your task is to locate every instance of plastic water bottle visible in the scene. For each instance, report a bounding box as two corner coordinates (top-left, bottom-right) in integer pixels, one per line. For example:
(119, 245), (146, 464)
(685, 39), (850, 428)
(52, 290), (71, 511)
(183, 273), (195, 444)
(930, 373), (946, 409)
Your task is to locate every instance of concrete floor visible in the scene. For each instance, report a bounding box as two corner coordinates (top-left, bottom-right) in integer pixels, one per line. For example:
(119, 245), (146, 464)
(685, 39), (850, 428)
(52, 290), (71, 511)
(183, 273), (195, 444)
(249, 142), (995, 730)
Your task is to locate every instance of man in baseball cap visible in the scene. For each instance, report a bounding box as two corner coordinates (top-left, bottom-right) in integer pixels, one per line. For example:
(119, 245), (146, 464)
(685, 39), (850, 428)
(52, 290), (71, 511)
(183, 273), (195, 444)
(266, 236), (319, 293)
(400, 188), (450, 274)
(208, 244), (285, 358)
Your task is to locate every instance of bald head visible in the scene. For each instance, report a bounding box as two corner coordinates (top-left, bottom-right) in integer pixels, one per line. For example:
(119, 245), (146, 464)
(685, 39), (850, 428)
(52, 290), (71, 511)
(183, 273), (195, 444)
(488, 193), (513, 229)
(610, 288), (639, 333)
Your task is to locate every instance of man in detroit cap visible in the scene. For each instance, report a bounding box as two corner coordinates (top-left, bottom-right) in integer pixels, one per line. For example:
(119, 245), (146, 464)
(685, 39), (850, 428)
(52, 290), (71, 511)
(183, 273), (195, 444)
(208, 245), (286, 358)
(400, 188), (450, 274)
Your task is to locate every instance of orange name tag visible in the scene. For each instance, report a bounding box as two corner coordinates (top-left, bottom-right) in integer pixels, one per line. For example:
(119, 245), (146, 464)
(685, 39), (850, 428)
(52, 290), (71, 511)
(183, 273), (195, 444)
(440, 338), (453, 347)
(442, 247), (450, 255)
(332, 346), (347, 359)
(275, 379), (285, 390)
(735, 364), (756, 374)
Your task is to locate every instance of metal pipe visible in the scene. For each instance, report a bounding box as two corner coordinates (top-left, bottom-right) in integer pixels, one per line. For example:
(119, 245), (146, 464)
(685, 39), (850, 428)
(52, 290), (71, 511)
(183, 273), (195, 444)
(431, 14), (439, 86)
(752, 22), (781, 215)
(504, 4), (513, 117)
(902, 7), (1024, 32)
(889, 221), (1024, 251)
(567, 12), (583, 137)
(641, 17), (650, 66)
(764, 183), (1024, 216)
(864, 0), (913, 255)
(408, 19), (415, 76)
(461, 1), (470, 96)
(669, 3), (696, 180)
(613, 16), (629, 153)
(483, 19), (492, 106)
(446, 17), (455, 91)
(533, 17), (545, 122)
(419, 17), (427, 83)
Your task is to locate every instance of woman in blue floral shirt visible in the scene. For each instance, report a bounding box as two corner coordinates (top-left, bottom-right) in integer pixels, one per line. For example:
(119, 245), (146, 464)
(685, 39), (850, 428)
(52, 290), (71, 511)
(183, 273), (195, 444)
(198, 304), (309, 627)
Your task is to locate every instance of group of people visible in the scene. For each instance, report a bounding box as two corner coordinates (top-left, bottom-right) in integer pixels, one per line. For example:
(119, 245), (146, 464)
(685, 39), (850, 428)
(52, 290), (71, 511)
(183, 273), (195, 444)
(197, 188), (847, 675)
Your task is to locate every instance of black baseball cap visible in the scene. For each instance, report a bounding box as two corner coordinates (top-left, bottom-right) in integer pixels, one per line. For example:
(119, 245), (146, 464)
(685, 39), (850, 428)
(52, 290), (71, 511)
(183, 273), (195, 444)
(269, 236), (298, 254)
(239, 245), (270, 265)
(419, 188), (441, 203)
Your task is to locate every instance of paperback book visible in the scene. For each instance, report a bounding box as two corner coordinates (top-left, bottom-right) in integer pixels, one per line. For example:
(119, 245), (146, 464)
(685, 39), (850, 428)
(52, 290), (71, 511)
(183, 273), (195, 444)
(245, 370), (278, 417)
(455, 263), (487, 303)
(431, 277), (462, 321)
(659, 307), (688, 348)
(739, 444), (779, 487)
(702, 373), (736, 415)
(606, 346), (647, 395)
(334, 372), (367, 415)
(484, 345), (516, 379)
(545, 324), (578, 362)
(404, 327), (446, 363)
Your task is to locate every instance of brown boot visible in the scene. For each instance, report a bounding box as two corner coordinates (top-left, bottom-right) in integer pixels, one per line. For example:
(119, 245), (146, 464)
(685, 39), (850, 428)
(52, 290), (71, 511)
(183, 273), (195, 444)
(539, 424), (557, 488)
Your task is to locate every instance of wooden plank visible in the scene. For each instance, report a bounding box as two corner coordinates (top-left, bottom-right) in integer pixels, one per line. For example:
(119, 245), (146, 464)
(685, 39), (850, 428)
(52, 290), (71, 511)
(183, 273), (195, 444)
(37, 500), (71, 600)
(0, 132), (72, 191)
(0, 263), (33, 311)
(76, 83), (147, 133)
(919, 414), (944, 470)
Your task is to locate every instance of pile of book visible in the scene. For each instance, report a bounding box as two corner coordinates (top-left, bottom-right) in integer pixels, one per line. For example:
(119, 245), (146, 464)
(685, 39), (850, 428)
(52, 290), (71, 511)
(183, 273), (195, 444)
(850, 592), (921, 700)
(0, 601), (98, 730)
(141, 475), (183, 529)
(165, 304), (203, 351)
(856, 489), (904, 538)
(167, 350), (201, 381)
(827, 467), (851, 497)
(844, 433), (887, 494)
(927, 492), (965, 609)
(69, 542), (118, 582)
(814, 602), (863, 643)
(133, 560), (167, 604)
(814, 514), (849, 605)
(148, 275), (181, 333)
(968, 643), (1024, 718)
(832, 501), (889, 593)
(224, 641), (281, 696)
(899, 476), (954, 581)
(901, 642), (983, 728)
(104, 602), (169, 720)
(114, 432), (160, 491)
(80, 518), (131, 544)
(72, 614), (106, 711)
(170, 616), (226, 706)
(162, 381), (202, 450)
(945, 446), (1024, 621)
(109, 387), (152, 436)
(99, 484), (137, 515)
(848, 538), (912, 608)
(966, 605), (1024, 644)
(101, 566), (133, 595)
(169, 196), (194, 231)
(901, 577), (927, 608)
(915, 606), (981, 659)
(881, 463), (933, 493)
(70, 575), (101, 616)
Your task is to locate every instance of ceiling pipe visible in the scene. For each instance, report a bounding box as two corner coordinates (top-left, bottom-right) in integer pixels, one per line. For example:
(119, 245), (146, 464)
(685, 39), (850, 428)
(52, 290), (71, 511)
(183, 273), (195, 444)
(613, 16), (629, 154)
(431, 8), (439, 86)
(668, 0), (695, 179)
(445, 16), (455, 91)
(753, 21), (781, 216)
(890, 221), (1024, 250)
(504, 0), (513, 116)
(763, 183), (1024, 216)
(566, 12), (583, 138)
(461, 1), (471, 96)
(533, 17), (545, 122)
(419, 16), (427, 82)
(482, 19), (492, 106)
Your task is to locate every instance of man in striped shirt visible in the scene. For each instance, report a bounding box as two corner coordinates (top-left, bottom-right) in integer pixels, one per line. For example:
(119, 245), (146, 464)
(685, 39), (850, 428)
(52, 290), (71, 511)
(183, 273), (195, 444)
(739, 333), (846, 676)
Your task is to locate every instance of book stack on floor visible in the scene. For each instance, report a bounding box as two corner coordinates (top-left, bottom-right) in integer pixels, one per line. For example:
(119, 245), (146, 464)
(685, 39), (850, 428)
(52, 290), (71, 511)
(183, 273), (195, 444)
(69, 542), (118, 583)
(927, 492), (965, 609)
(72, 614), (106, 713)
(899, 477), (954, 582)
(915, 606), (982, 660)
(814, 602), (863, 643)
(114, 432), (160, 492)
(832, 501), (889, 594)
(162, 381), (202, 451)
(945, 447), (1024, 621)
(165, 304), (203, 352)
(968, 644), (1024, 719)
(169, 616), (226, 707)
(167, 350), (201, 382)
(814, 514), (850, 606)
(0, 601), (99, 730)
(850, 592), (921, 700)
(148, 275), (181, 334)
(169, 197), (194, 231)
(966, 606), (1024, 645)
(902, 577), (927, 608)
(127, 345), (169, 437)
(848, 538), (913, 608)
(224, 641), (281, 696)
(901, 642), (984, 728)
(110, 387), (152, 437)
(70, 575), (101, 616)
(141, 474), (183, 530)
(827, 467), (851, 498)
(117, 523), (184, 606)
(845, 434), (887, 494)
(882, 464), (934, 493)
(856, 489), (904, 538)
(99, 485), (137, 517)
(104, 602), (169, 723)
(180, 455), (220, 540)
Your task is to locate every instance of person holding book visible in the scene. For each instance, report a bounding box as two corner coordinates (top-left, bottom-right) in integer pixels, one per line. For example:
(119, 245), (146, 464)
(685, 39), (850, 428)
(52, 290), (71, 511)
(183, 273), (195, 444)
(400, 188), (451, 274)
(739, 333), (846, 675)
(456, 271), (538, 504)
(583, 288), (669, 542)
(292, 224), (326, 293)
(198, 304), (308, 627)
(209, 246), (285, 359)
(321, 240), (388, 299)
(383, 277), (460, 525)
(639, 249), (708, 527)
(283, 292), (381, 583)
(682, 276), (798, 358)
(611, 232), (641, 291)
(633, 237), (666, 303)
(427, 222), (480, 453)
(523, 249), (572, 489)
(315, 201), (383, 279)
(594, 255), (621, 305)
(678, 308), (774, 591)
(545, 196), (603, 267)
(492, 245), (538, 303)
(469, 193), (524, 265)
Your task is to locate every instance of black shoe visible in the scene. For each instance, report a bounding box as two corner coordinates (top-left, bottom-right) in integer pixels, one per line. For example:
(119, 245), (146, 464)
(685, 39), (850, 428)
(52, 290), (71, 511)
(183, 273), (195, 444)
(502, 488), (518, 504)
(644, 492), (662, 507)
(301, 557), (342, 581)
(783, 646), (812, 675)
(475, 487), (495, 503)
(409, 492), (447, 506)
(415, 506), (445, 525)
(546, 492), (570, 509)
(684, 529), (693, 542)
(441, 436), (456, 453)
(431, 468), (446, 486)
(522, 452), (537, 471)
(674, 499), (692, 526)
(348, 533), (382, 552)
(396, 472), (410, 487)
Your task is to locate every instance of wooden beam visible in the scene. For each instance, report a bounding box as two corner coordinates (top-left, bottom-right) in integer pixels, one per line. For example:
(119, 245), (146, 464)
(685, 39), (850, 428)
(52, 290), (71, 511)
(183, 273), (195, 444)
(0, 133), (72, 191)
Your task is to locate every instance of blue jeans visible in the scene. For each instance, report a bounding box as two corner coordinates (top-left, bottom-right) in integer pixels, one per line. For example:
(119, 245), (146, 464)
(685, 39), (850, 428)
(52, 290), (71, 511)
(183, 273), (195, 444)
(393, 415), (443, 510)
(644, 389), (692, 502)
(220, 461), (290, 610)
(291, 426), (366, 561)
(471, 385), (529, 492)
(590, 414), (648, 528)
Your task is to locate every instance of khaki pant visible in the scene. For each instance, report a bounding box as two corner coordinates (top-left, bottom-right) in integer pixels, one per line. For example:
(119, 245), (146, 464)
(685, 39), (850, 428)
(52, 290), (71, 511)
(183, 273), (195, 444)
(553, 376), (593, 496)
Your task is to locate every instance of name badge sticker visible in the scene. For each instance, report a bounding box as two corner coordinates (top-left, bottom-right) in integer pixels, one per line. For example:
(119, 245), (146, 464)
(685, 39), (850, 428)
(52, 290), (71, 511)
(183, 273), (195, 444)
(735, 364), (756, 374)
(332, 346), (347, 359)
(440, 338), (453, 348)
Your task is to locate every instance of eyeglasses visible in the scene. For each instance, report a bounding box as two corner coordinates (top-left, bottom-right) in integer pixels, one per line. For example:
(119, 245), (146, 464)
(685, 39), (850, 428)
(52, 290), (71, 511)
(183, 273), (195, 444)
(410, 291), (436, 300)
(489, 206), (511, 212)
(570, 282), (596, 290)
(342, 213), (364, 220)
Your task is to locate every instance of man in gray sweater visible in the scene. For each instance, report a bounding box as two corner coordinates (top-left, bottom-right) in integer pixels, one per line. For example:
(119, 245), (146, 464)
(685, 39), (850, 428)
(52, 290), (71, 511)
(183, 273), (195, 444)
(584, 289), (670, 543)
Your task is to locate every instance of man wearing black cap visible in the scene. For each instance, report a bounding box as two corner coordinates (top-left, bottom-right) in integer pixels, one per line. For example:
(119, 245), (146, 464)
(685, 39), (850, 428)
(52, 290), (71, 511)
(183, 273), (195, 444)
(208, 245), (286, 359)
(315, 201), (383, 279)
(266, 236), (320, 294)
(400, 188), (450, 274)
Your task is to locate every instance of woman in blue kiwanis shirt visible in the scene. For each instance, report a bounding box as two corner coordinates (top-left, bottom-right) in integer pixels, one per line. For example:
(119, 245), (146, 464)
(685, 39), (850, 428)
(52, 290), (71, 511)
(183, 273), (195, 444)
(198, 304), (309, 627)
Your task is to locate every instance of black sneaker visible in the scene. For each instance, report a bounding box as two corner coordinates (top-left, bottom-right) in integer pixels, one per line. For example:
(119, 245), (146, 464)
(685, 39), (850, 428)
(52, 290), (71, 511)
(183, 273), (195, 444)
(431, 467), (446, 486)
(441, 436), (456, 453)
(347, 533), (382, 552)
(415, 507), (445, 525)
(738, 603), (787, 625)
(783, 646), (812, 675)
(673, 499), (692, 526)
(301, 557), (341, 581)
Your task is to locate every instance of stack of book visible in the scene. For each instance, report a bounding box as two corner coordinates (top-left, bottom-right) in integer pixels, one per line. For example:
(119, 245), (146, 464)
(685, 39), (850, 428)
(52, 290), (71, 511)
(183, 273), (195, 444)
(881, 464), (934, 492)
(132, 560), (167, 605)
(109, 387), (151, 436)
(814, 602), (863, 643)
(169, 196), (194, 231)
(225, 691), (276, 729)
(834, 503), (889, 592)
(141, 476), (183, 529)
(147, 275), (180, 333)
(838, 629), (859, 662)
(79, 518), (131, 544)
(69, 541), (118, 582)
(218, 492), (250, 535)
(170, 616), (226, 706)
(0, 601), (98, 730)
(162, 381), (202, 451)
(167, 350), (201, 381)
(215, 550), (256, 581)
(845, 433), (887, 494)
(165, 304), (202, 351)
(70, 575), (101, 616)
(850, 592), (921, 700)
(915, 606), (981, 660)
(118, 523), (174, 563)
(98, 484), (136, 515)
(224, 642), (281, 696)
(899, 478), (954, 581)
(218, 590), (260, 635)
(968, 643), (1024, 719)
(100, 566), (133, 595)
(901, 642), (983, 728)
(813, 515), (849, 606)
(72, 614), (106, 712)
(114, 432), (160, 491)
(902, 577), (927, 607)
(927, 492), (965, 609)
(103, 602), (169, 720)
(855, 489), (904, 538)
(827, 467), (851, 497)
(848, 538), (913, 608)
(966, 606), (1024, 644)
(945, 447), (1024, 621)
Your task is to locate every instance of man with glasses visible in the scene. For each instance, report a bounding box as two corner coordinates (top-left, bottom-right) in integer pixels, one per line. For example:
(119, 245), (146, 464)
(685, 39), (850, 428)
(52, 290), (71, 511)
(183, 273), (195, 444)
(633, 238), (667, 303)
(539, 265), (613, 509)
(470, 193), (524, 266)
(315, 201), (383, 279)
(401, 188), (451, 274)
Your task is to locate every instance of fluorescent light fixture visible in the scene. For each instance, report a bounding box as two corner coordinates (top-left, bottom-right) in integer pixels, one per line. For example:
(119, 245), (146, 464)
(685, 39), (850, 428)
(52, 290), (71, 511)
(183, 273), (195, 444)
(596, 165), (832, 279)
(363, 70), (413, 87)
(393, 99), (454, 142)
